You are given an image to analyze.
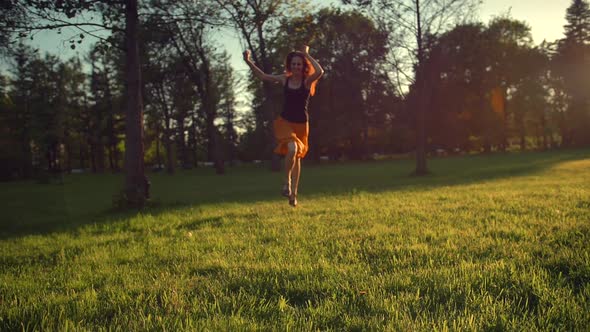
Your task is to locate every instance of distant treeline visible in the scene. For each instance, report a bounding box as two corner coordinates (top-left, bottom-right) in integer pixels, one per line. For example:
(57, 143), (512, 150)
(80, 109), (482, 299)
(1, 0), (589, 181)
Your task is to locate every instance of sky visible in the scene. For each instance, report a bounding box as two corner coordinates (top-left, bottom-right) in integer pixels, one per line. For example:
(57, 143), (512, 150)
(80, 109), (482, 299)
(4, 0), (574, 74)
(479, 0), (571, 42)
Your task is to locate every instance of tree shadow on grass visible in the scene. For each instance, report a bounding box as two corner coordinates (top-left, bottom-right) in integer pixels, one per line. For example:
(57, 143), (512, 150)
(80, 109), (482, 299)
(1, 148), (587, 239)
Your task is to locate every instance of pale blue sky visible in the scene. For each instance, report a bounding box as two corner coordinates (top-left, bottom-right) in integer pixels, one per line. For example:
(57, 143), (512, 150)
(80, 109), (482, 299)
(9, 0), (573, 74)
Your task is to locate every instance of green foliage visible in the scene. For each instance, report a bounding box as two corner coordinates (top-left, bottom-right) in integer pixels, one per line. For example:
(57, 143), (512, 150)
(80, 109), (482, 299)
(3, 0), (590, 184)
(271, 8), (401, 159)
(0, 73), (20, 180)
(426, 17), (558, 152)
(1, 149), (589, 330)
(553, 0), (590, 147)
(564, 0), (590, 43)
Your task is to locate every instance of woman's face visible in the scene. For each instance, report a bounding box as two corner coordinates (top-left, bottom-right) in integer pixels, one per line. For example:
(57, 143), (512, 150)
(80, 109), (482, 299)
(290, 56), (304, 75)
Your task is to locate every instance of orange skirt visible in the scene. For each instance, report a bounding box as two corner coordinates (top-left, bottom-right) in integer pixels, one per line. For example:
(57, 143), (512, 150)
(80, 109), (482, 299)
(273, 116), (309, 158)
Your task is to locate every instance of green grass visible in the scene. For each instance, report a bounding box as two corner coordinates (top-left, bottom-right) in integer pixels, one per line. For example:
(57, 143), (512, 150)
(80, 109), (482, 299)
(1, 149), (589, 331)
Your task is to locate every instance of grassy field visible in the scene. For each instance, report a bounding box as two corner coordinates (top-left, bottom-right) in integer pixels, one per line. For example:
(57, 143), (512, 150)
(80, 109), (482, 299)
(1, 149), (589, 331)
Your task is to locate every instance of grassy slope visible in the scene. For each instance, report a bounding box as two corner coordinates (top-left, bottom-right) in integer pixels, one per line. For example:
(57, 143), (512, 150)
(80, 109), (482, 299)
(1, 149), (589, 331)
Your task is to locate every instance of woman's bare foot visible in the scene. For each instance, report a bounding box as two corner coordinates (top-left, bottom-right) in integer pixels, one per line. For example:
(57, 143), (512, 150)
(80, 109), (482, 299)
(289, 194), (297, 207)
(281, 183), (291, 198)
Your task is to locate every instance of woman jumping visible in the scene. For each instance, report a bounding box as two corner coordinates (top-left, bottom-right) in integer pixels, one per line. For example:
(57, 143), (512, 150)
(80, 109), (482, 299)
(243, 45), (324, 207)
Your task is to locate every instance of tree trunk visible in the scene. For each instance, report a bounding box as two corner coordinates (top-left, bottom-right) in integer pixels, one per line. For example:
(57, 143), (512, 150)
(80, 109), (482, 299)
(165, 133), (174, 174)
(177, 116), (189, 169)
(94, 133), (105, 173)
(541, 112), (548, 150)
(104, 61), (118, 172)
(64, 131), (72, 173)
(262, 83), (281, 172)
(499, 87), (509, 152)
(193, 59), (224, 174)
(226, 106), (236, 167)
(414, 69), (430, 174)
(517, 114), (525, 151)
(191, 114), (199, 168)
(414, 0), (428, 176)
(79, 139), (85, 170)
(212, 132), (225, 175)
(66, 145), (72, 174)
(206, 110), (224, 174)
(93, 103), (105, 173)
(108, 146), (115, 171)
(20, 101), (33, 179)
(107, 114), (119, 172)
(21, 117), (33, 178)
(89, 137), (97, 172)
(123, 0), (149, 205)
(113, 142), (120, 171)
(156, 127), (162, 169)
(46, 149), (53, 172)
(203, 92), (225, 175)
(415, 86), (427, 174)
(164, 114), (174, 174)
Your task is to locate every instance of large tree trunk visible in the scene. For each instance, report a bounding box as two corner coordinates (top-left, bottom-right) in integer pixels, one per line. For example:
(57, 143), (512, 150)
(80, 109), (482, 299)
(204, 102), (224, 174)
(191, 114), (199, 168)
(414, 67), (430, 174)
(516, 113), (525, 151)
(158, 86), (175, 174)
(414, 0), (428, 176)
(21, 136), (32, 178)
(95, 138), (105, 172)
(165, 132), (174, 174)
(519, 130), (526, 151)
(415, 84), (428, 175)
(79, 139), (85, 170)
(155, 126), (162, 170)
(107, 113), (120, 172)
(64, 131), (72, 173)
(89, 137), (97, 172)
(163, 113), (174, 174)
(206, 118), (215, 164)
(176, 115), (189, 169)
(108, 145), (115, 171)
(499, 87), (509, 152)
(262, 83), (281, 172)
(208, 127), (225, 175)
(226, 106), (236, 167)
(123, 0), (149, 205)
(93, 104), (105, 173)
(197, 89), (224, 174)
(194, 60), (224, 174)
(103, 59), (119, 173)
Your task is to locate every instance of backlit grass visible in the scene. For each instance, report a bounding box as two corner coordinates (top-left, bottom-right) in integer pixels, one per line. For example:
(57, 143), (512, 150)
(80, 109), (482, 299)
(1, 149), (589, 330)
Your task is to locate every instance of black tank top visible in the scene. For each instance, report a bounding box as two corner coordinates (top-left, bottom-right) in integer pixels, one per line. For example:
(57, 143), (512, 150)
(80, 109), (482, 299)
(280, 77), (310, 123)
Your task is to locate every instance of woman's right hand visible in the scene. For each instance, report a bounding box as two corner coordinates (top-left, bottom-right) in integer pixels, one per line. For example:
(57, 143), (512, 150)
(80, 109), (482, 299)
(242, 50), (251, 62)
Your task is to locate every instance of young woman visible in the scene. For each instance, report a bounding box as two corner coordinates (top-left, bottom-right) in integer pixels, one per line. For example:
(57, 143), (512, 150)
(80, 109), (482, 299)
(243, 45), (324, 207)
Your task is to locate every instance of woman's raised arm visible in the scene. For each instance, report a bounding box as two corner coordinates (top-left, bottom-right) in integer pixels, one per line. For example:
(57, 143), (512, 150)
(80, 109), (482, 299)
(243, 50), (284, 84)
(300, 46), (324, 86)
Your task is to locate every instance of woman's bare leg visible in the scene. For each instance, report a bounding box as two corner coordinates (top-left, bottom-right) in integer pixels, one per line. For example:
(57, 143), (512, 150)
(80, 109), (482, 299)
(284, 142), (297, 194)
(291, 157), (301, 196)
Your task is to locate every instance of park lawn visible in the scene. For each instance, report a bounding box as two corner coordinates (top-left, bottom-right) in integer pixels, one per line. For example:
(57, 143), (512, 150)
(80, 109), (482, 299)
(1, 149), (589, 331)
